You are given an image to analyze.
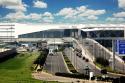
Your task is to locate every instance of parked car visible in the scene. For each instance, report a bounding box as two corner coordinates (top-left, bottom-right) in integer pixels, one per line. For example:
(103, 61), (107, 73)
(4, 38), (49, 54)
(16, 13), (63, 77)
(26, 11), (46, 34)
(85, 58), (89, 62)
(82, 56), (85, 60)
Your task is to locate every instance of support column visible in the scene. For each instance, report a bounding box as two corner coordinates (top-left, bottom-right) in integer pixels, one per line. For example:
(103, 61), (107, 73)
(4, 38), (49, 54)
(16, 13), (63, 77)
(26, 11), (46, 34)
(87, 32), (90, 38)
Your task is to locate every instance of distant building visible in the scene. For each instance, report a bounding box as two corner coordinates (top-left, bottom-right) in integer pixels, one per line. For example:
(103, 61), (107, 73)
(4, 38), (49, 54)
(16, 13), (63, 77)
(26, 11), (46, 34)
(18, 29), (87, 39)
(0, 24), (15, 42)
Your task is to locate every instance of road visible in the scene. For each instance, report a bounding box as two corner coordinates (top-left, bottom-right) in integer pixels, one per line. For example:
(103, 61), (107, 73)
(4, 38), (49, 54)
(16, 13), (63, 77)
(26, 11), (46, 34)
(64, 47), (125, 77)
(43, 52), (69, 74)
(64, 47), (100, 75)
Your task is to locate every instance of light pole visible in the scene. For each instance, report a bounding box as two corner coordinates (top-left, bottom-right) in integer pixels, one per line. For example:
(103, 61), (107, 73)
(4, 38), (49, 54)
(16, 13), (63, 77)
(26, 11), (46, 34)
(112, 39), (116, 71)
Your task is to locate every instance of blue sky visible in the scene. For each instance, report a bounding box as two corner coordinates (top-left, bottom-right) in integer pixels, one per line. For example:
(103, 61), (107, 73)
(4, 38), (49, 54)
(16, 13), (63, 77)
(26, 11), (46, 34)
(0, 0), (125, 24)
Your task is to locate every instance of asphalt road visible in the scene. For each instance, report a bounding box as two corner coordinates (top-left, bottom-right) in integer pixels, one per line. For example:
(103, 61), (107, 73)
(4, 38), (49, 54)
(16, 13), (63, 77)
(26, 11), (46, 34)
(64, 47), (125, 78)
(64, 47), (100, 75)
(43, 52), (68, 74)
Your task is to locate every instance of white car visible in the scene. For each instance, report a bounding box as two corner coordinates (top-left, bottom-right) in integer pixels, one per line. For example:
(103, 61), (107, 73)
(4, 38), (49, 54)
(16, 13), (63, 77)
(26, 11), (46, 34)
(49, 49), (54, 55)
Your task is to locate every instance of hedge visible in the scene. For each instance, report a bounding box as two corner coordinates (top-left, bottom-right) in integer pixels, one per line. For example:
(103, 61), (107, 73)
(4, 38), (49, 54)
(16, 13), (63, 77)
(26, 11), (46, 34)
(0, 49), (17, 63)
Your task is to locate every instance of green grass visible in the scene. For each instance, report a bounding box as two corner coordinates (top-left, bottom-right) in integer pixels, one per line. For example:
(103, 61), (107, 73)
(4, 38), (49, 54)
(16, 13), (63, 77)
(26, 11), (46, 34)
(0, 52), (59, 83)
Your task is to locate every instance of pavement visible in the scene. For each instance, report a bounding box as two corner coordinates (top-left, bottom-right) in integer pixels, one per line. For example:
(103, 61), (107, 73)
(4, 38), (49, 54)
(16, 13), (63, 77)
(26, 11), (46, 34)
(43, 52), (69, 74)
(32, 71), (111, 83)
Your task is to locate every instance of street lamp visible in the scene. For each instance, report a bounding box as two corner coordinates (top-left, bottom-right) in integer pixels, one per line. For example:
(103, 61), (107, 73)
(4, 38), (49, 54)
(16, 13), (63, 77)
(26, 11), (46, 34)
(112, 39), (116, 71)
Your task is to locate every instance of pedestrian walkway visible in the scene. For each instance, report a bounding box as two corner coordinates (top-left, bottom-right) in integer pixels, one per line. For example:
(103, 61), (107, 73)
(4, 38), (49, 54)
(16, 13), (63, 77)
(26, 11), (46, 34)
(32, 71), (111, 83)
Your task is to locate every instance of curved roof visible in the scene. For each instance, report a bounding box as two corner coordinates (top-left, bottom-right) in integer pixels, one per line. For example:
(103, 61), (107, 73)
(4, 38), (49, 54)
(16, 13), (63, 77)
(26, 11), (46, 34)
(80, 24), (125, 32)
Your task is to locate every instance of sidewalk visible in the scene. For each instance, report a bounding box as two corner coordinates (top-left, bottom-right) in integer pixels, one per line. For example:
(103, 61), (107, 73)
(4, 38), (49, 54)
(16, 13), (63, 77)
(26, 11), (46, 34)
(32, 71), (111, 83)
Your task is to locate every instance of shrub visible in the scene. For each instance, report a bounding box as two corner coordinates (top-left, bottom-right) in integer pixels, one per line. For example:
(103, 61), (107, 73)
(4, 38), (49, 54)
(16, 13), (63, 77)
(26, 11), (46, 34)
(34, 48), (49, 66)
(55, 73), (89, 79)
(96, 57), (109, 66)
(0, 49), (17, 63)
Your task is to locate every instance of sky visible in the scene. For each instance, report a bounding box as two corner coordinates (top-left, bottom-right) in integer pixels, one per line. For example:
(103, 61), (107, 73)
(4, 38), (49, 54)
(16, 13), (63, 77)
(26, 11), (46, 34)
(0, 0), (125, 24)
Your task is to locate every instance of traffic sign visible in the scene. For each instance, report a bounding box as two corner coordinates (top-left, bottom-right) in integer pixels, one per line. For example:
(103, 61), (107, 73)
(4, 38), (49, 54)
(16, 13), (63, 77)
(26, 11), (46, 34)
(117, 40), (125, 55)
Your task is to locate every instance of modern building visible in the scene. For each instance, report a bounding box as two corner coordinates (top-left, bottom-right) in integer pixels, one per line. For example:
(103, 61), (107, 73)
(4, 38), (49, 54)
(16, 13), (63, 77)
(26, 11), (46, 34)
(18, 24), (125, 49)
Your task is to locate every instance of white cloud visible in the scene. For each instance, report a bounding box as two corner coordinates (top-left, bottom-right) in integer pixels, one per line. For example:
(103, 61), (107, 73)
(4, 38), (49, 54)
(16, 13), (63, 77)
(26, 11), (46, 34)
(4, 11), (54, 23)
(76, 6), (87, 12)
(42, 12), (54, 23)
(87, 15), (98, 20)
(56, 8), (77, 19)
(56, 6), (106, 20)
(33, 0), (47, 8)
(113, 12), (125, 18)
(5, 11), (26, 20)
(42, 17), (53, 23)
(78, 9), (105, 17)
(106, 17), (125, 22)
(118, 0), (125, 9)
(0, 0), (27, 11)
(106, 11), (125, 23)
(43, 12), (53, 17)
(26, 13), (41, 20)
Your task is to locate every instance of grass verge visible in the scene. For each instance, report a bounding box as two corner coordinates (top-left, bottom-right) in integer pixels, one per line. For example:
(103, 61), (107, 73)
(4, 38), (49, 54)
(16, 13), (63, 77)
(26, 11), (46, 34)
(0, 51), (59, 83)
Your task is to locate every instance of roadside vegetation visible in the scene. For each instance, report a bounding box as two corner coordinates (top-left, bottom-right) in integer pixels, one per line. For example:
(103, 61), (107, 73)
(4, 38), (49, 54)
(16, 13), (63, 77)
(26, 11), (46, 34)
(95, 57), (125, 74)
(0, 52), (41, 83)
(0, 49), (17, 63)
(33, 49), (49, 71)
(63, 54), (78, 73)
(56, 46), (78, 73)
(0, 51), (58, 83)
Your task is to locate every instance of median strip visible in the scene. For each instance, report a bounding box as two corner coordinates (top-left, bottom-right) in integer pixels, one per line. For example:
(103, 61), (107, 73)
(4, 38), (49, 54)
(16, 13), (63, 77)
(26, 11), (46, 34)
(62, 52), (78, 73)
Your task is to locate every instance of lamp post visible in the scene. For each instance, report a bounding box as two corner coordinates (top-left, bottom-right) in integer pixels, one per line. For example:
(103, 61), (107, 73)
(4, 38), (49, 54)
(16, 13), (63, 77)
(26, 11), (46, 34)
(112, 39), (116, 71)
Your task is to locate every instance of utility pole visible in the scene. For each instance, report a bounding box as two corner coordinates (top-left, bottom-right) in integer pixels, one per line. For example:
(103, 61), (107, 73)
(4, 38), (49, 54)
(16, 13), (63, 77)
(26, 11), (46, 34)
(112, 39), (116, 71)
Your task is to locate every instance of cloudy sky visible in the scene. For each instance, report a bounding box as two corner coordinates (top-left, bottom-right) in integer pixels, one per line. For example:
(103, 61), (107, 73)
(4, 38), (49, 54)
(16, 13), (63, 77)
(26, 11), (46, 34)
(0, 0), (125, 24)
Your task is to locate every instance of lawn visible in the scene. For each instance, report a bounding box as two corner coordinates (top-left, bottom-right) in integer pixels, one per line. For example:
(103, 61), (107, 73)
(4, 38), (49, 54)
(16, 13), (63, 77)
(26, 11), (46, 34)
(0, 52), (58, 83)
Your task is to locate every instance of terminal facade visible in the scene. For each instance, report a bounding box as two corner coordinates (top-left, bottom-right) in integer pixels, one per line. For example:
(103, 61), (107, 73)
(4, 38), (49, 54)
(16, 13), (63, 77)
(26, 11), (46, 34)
(18, 24), (125, 49)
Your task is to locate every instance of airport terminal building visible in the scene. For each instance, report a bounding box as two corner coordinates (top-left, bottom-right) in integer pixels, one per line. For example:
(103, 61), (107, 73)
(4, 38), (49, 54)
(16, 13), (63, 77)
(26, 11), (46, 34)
(18, 24), (125, 38)
(18, 24), (125, 48)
